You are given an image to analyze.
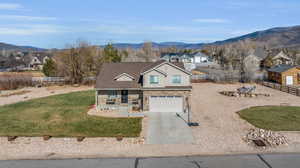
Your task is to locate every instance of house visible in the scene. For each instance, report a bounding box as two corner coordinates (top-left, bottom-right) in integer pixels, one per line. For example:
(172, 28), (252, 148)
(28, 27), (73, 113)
(160, 52), (217, 71)
(244, 53), (262, 71)
(271, 51), (293, 65)
(27, 53), (50, 70)
(192, 52), (212, 64)
(268, 64), (300, 85)
(95, 60), (192, 113)
(161, 53), (184, 63)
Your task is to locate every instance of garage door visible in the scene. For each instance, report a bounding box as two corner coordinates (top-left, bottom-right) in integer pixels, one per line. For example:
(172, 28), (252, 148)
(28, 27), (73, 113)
(286, 76), (293, 85)
(149, 96), (183, 112)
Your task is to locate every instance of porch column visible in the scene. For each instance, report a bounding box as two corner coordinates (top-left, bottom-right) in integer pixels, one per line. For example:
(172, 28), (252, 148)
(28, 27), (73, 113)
(95, 90), (99, 111)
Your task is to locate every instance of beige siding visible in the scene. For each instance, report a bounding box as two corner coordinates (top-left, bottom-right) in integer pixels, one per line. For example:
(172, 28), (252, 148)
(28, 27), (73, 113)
(143, 70), (166, 88)
(157, 64), (190, 86)
(143, 63), (190, 88)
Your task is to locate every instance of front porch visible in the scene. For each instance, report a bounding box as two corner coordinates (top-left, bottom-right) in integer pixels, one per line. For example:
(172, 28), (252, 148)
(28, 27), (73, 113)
(95, 90), (143, 114)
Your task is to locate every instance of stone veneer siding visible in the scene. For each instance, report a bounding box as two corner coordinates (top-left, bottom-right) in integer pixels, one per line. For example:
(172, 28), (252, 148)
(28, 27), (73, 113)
(142, 90), (191, 111)
(97, 90), (142, 112)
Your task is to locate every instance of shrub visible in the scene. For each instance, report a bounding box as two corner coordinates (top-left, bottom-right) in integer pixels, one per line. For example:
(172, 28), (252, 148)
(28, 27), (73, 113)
(0, 73), (33, 90)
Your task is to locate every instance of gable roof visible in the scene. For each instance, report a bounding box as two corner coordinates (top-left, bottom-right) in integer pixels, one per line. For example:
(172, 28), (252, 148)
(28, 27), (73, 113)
(268, 64), (298, 73)
(272, 51), (291, 60)
(244, 53), (262, 62)
(95, 61), (188, 89)
(141, 60), (189, 75)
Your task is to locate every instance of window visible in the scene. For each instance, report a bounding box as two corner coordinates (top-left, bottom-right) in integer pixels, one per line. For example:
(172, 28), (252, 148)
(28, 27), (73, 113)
(149, 75), (159, 84)
(172, 75), (181, 84)
(108, 90), (117, 99)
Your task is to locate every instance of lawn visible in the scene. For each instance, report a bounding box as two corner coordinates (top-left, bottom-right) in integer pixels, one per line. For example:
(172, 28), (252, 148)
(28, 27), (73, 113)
(238, 106), (300, 131)
(0, 90), (142, 137)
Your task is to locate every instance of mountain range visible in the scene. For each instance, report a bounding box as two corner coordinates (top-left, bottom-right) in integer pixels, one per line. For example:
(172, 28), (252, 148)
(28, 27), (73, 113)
(1, 25), (300, 51)
(0, 42), (45, 52)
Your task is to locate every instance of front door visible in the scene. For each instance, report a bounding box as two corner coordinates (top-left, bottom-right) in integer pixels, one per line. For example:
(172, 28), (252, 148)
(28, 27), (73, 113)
(286, 76), (293, 85)
(121, 90), (128, 103)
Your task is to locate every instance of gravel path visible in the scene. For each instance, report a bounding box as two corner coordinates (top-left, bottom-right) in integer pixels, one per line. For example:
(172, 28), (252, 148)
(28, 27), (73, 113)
(0, 85), (93, 106)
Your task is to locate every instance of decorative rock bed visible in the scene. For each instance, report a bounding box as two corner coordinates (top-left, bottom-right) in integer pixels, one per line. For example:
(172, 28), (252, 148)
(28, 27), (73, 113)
(243, 129), (288, 148)
(219, 91), (270, 97)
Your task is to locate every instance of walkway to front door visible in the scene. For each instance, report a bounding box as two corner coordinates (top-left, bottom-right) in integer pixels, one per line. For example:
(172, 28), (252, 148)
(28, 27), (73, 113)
(146, 112), (194, 144)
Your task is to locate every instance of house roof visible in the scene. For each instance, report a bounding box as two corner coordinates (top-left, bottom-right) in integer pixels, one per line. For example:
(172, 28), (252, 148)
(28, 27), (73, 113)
(268, 64), (298, 73)
(160, 52), (209, 59)
(272, 51), (291, 60)
(95, 60), (186, 89)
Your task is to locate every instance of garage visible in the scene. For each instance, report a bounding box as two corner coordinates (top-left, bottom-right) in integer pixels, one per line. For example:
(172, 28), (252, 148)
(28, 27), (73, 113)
(149, 96), (183, 112)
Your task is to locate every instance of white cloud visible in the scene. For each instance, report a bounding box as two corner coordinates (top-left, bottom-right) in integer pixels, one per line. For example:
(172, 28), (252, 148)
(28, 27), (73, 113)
(0, 24), (67, 35)
(0, 3), (23, 10)
(0, 15), (57, 21)
(193, 18), (229, 23)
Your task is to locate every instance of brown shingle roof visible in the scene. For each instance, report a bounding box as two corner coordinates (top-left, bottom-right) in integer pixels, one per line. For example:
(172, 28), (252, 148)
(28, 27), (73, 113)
(95, 60), (186, 89)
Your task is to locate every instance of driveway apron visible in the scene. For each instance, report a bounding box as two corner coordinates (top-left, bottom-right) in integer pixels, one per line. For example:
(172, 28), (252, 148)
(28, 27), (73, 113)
(146, 112), (194, 144)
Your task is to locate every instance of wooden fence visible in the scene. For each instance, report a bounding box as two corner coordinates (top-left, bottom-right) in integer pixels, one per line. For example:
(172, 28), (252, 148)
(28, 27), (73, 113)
(260, 81), (300, 97)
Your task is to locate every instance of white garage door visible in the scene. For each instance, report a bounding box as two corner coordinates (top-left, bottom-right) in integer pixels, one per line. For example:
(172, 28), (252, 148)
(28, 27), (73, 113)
(286, 76), (293, 85)
(149, 96), (183, 112)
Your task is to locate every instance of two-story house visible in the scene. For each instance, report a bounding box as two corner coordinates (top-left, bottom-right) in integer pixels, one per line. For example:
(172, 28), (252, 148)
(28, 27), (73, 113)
(95, 60), (192, 113)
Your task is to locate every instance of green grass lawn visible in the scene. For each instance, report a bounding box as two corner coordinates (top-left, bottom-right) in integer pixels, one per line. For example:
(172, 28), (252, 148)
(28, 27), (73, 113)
(238, 106), (300, 131)
(0, 90), (142, 137)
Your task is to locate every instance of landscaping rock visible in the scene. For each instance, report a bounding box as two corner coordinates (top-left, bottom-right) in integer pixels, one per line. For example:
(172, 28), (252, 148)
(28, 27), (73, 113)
(8, 136), (18, 141)
(43, 135), (52, 141)
(77, 137), (85, 142)
(244, 128), (288, 147)
(116, 136), (123, 141)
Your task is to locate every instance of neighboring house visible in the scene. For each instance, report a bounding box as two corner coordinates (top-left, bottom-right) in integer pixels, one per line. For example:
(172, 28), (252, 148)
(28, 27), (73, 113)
(161, 53), (182, 62)
(244, 53), (262, 71)
(271, 51), (293, 65)
(95, 60), (192, 113)
(268, 64), (300, 85)
(192, 52), (212, 64)
(161, 52), (216, 71)
(28, 54), (50, 70)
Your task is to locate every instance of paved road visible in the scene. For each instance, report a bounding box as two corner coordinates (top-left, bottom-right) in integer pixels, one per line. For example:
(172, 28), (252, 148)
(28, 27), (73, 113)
(146, 112), (194, 144)
(1, 154), (300, 168)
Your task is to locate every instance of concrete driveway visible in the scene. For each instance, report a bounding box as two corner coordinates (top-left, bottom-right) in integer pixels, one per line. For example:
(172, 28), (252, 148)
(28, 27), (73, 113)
(146, 112), (194, 144)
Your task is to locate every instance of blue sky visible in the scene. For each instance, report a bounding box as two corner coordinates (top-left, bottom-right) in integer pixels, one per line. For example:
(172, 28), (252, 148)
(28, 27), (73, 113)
(0, 0), (300, 48)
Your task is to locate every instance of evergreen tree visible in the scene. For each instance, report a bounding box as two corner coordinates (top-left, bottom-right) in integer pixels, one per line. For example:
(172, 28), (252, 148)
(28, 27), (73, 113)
(103, 44), (122, 62)
(42, 59), (56, 77)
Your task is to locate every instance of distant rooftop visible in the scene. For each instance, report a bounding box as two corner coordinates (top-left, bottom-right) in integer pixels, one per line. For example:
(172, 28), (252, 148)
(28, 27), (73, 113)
(268, 64), (298, 73)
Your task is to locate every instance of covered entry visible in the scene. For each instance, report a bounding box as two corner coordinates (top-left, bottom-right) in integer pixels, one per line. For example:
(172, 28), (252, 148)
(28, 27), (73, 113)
(149, 96), (183, 112)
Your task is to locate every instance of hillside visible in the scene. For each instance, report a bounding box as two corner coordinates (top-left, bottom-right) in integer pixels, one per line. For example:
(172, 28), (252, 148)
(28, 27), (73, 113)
(212, 25), (300, 49)
(0, 42), (45, 51)
(109, 42), (204, 49)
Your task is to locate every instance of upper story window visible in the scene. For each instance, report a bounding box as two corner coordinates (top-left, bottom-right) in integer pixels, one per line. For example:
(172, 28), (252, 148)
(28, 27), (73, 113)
(149, 75), (159, 84)
(172, 75), (181, 84)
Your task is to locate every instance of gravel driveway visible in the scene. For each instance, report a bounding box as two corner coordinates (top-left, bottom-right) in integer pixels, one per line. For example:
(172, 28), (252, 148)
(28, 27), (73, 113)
(191, 83), (300, 153)
(146, 112), (194, 144)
